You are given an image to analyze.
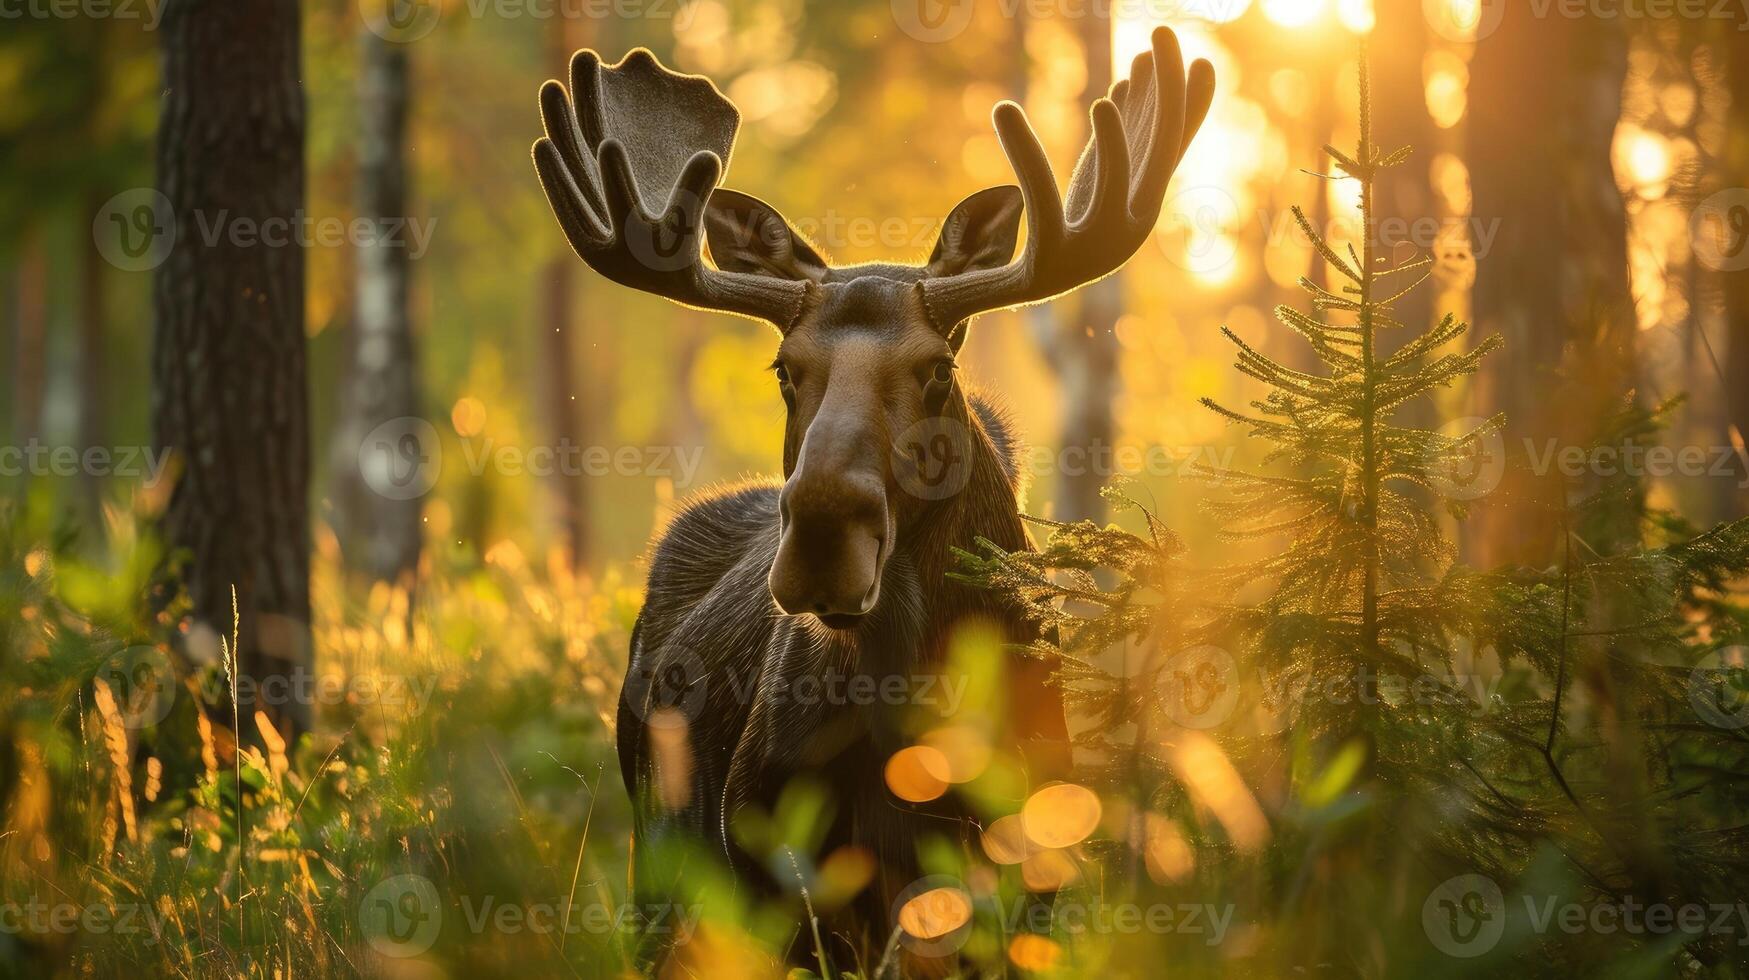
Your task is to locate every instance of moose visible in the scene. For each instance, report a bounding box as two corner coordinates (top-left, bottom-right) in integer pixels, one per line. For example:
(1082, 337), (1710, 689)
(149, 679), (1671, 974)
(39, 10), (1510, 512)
(531, 27), (1214, 967)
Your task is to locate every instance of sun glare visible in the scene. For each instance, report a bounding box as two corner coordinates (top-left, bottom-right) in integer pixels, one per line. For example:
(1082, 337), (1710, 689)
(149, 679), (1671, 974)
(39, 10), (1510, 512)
(1336, 0), (1375, 32)
(1262, 0), (1327, 28)
(1441, 0), (1485, 38)
(1620, 128), (1673, 189)
(1424, 51), (1470, 129)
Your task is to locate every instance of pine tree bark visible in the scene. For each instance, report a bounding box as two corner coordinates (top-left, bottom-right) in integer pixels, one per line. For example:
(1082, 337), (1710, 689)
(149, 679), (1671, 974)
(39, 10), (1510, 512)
(153, 0), (311, 739)
(1468, 10), (1637, 564)
(329, 29), (422, 583)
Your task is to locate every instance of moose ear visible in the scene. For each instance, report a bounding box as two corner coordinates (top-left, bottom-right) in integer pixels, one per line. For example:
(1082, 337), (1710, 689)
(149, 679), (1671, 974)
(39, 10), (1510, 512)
(704, 189), (830, 283)
(926, 186), (1024, 279)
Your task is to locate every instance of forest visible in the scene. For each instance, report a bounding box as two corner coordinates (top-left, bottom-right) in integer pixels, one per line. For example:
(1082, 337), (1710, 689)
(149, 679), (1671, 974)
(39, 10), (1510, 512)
(3, 0), (1749, 976)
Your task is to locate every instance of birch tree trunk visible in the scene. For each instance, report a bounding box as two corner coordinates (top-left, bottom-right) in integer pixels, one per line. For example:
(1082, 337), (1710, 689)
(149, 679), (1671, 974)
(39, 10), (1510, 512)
(329, 28), (422, 584)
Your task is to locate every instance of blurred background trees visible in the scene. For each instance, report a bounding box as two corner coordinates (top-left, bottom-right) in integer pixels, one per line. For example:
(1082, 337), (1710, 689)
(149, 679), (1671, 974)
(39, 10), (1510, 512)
(326, 22), (422, 585)
(1469, 8), (1639, 564)
(6, 1), (1749, 975)
(1, 0), (1748, 792)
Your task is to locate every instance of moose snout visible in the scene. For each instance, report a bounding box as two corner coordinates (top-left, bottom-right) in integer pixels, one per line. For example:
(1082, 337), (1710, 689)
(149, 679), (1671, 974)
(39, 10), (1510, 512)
(768, 473), (889, 625)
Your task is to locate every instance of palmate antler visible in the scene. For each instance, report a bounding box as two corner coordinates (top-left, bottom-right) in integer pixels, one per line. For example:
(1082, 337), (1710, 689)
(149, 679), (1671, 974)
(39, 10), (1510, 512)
(533, 29), (1213, 334)
(532, 49), (809, 327)
(919, 27), (1216, 332)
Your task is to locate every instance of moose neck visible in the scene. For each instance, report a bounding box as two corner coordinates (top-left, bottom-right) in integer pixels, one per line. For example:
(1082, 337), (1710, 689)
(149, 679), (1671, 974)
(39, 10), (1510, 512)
(889, 390), (1028, 654)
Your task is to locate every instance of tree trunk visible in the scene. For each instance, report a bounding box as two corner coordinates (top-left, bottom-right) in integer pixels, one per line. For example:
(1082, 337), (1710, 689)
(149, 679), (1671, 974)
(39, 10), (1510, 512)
(540, 253), (589, 566)
(541, 17), (592, 568)
(1372, 0), (1436, 338)
(1048, 4), (1120, 525)
(12, 238), (46, 446)
(1721, 23), (1749, 488)
(153, 0), (311, 740)
(1468, 9), (1636, 565)
(80, 195), (108, 513)
(329, 28), (422, 584)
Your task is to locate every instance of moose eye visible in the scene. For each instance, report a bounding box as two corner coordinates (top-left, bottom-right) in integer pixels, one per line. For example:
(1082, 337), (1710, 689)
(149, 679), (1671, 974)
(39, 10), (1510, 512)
(930, 361), (955, 386)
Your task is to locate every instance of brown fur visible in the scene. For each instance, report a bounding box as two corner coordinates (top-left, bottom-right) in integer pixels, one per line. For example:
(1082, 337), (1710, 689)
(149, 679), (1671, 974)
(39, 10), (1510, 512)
(619, 275), (1068, 965)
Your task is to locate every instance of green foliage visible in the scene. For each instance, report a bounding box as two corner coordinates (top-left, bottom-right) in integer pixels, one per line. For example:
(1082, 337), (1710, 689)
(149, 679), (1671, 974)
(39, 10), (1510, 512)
(953, 484), (1191, 783)
(960, 52), (1749, 975)
(0, 498), (644, 977)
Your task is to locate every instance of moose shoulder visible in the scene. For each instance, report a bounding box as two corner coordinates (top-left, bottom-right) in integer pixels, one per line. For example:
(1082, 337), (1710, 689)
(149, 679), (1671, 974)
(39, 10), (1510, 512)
(531, 29), (1214, 964)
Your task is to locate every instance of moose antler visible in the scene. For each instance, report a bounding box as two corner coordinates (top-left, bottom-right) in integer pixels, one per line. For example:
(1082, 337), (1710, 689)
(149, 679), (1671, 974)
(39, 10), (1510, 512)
(920, 27), (1216, 332)
(532, 49), (809, 327)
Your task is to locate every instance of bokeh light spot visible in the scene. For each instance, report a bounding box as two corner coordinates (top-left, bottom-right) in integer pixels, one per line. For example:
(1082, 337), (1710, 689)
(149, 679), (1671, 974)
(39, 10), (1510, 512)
(1021, 782), (1102, 849)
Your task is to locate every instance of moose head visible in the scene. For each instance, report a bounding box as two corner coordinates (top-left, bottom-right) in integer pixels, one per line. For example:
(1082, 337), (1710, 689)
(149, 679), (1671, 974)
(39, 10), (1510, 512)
(533, 29), (1214, 629)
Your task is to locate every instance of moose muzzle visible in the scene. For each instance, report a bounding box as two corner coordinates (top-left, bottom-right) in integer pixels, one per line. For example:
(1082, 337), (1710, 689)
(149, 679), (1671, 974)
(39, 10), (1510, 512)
(768, 432), (893, 627)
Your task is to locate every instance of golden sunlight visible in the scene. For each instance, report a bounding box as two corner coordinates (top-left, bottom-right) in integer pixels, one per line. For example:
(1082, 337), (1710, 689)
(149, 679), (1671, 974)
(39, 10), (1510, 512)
(1261, 0), (1327, 29)
(1009, 934), (1064, 971)
(1424, 51), (1470, 130)
(981, 814), (1035, 865)
(1165, 732), (1270, 853)
(1438, 0), (1487, 41)
(1616, 126), (1673, 193)
(1020, 848), (1082, 891)
(1020, 782), (1103, 849)
(919, 724), (992, 783)
(1335, 0), (1375, 33)
(649, 709), (694, 811)
(1144, 813), (1197, 884)
(885, 745), (951, 803)
(898, 886), (974, 940)
(450, 396), (486, 438)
